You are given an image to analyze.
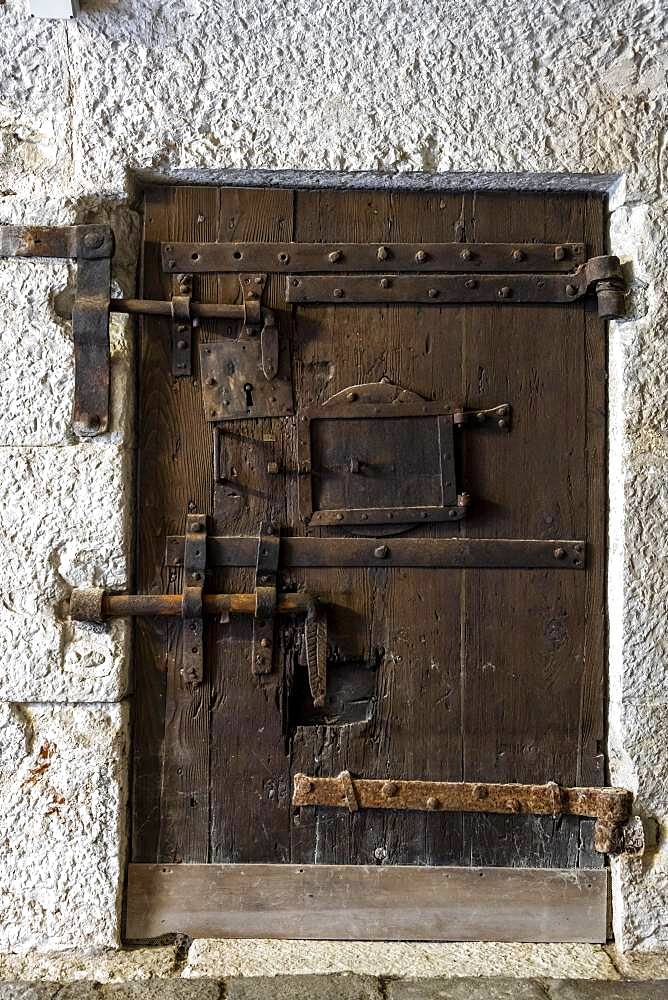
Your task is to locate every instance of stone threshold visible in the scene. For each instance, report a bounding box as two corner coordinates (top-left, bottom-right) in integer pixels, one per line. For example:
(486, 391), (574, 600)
(4, 942), (668, 984)
(3, 975), (668, 999)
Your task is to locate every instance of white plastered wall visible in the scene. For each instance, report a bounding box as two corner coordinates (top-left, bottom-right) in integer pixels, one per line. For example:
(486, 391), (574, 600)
(0, 0), (666, 956)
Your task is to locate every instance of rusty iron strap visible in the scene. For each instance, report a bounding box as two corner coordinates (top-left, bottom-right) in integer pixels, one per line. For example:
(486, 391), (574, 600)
(164, 536), (586, 570)
(292, 774), (633, 854)
(284, 256), (626, 319)
(181, 513), (207, 686)
(160, 241), (587, 274)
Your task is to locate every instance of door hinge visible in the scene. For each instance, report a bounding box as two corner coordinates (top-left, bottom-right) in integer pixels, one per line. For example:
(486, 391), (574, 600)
(292, 773), (634, 854)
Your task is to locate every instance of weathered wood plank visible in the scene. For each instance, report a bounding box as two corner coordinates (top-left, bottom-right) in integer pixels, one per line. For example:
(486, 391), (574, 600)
(126, 863), (608, 942)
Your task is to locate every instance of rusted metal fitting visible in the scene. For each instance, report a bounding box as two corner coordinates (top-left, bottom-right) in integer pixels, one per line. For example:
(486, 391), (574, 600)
(292, 775), (634, 855)
(69, 587), (106, 624)
(338, 770), (359, 813)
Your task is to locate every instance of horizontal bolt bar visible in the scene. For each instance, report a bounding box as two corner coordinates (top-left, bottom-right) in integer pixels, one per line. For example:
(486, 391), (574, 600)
(111, 298), (245, 320)
(98, 592), (313, 619)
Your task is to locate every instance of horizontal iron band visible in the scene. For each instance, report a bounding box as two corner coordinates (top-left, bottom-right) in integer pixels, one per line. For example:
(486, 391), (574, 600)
(292, 774), (632, 855)
(165, 536), (586, 570)
(286, 272), (590, 305)
(161, 241), (586, 274)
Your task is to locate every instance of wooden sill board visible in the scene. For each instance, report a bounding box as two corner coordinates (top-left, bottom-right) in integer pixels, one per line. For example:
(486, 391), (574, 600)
(126, 864), (608, 943)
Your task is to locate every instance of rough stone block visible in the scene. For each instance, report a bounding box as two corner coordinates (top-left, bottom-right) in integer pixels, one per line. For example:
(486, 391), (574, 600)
(224, 974), (380, 1000)
(0, 986), (60, 1000)
(101, 983), (221, 999)
(0, 703), (129, 953)
(0, 445), (131, 702)
(182, 941), (618, 980)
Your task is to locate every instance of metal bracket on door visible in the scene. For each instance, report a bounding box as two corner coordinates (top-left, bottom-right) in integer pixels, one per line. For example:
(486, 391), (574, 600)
(181, 513), (207, 685)
(292, 774), (634, 854)
(252, 521), (280, 676)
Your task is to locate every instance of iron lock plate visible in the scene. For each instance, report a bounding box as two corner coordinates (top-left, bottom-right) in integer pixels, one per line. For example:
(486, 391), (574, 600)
(200, 335), (294, 421)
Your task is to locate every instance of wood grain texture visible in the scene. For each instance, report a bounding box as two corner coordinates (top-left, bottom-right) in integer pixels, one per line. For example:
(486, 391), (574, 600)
(131, 187), (607, 889)
(126, 863), (608, 942)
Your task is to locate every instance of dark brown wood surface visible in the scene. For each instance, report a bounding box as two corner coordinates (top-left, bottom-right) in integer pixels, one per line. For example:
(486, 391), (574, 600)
(126, 863), (608, 943)
(132, 186), (606, 881)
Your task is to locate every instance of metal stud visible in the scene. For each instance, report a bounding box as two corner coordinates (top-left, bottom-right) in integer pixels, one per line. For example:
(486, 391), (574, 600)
(328, 249), (344, 263)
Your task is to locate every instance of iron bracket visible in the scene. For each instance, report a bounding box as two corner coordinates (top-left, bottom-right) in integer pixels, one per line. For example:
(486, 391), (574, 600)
(292, 774), (634, 854)
(182, 513), (207, 685)
(252, 521), (280, 676)
(0, 224), (113, 437)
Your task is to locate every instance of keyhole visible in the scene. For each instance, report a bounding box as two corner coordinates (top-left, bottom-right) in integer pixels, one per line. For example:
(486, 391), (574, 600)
(244, 383), (254, 409)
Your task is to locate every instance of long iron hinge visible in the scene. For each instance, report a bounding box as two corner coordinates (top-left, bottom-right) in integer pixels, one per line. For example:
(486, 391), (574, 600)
(292, 773), (634, 854)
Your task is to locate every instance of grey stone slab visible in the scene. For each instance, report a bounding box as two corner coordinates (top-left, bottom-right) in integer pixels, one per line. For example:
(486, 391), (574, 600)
(101, 983), (221, 999)
(386, 978), (547, 999)
(546, 980), (668, 998)
(225, 973), (381, 1000)
(0, 985), (61, 1000)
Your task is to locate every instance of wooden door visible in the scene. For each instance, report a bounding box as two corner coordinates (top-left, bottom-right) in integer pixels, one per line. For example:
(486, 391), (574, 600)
(127, 185), (610, 942)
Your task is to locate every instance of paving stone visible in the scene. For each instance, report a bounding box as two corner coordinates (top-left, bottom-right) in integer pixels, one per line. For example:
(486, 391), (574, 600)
(101, 981), (221, 998)
(224, 973), (381, 1000)
(0, 985), (62, 1000)
(546, 980), (668, 998)
(386, 978), (547, 999)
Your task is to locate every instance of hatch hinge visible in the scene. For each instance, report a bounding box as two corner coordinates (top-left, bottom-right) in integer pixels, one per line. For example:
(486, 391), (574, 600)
(181, 513), (207, 686)
(292, 774), (635, 854)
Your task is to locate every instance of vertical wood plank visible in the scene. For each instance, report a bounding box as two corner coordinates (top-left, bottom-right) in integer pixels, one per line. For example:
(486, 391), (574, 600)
(289, 189), (467, 866)
(208, 187), (295, 863)
(156, 186), (220, 863)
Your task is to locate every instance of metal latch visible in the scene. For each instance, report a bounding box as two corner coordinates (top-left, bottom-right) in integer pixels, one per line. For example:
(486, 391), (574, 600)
(252, 522), (279, 676)
(69, 523), (328, 706)
(292, 774), (634, 854)
(181, 513), (207, 685)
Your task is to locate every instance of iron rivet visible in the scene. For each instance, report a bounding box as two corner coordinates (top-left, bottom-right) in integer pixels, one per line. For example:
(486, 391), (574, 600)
(377, 245), (390, 261)
(335, 513), (344, 521)
(382, 781), (399, 798)
(554, 245), (566, 261)
(347, 391), (358, 402)
(554, 547), (566, 560)
(178, 324), (188, 333)
(192, 571), (202, 581)
(83, 232), (104, 250)
(427, 796), (440, 810)
(176, 340), (187, 350)
(191, 521), (202, 532)
(168, 259), (176, 269)
(499, 286), (512, 299)
(415, 249), (428, 263)
(333, 287), (344, 298)
(476, 411), (486, 423)
(206, 377), (216, 386)
(328, 249), (344, 263)
(448, 509), (458, 519)
(465, 278), (478, 289)
(374, 545), (389, 559)
(461, 248), (473, 261)
(497, 418), (507, 429)
(565, 283), (578, 297)
(260, 638), (271, 648)
(380, 277), (391, 289)
(278, 252), (290, 263)
(512, 249), (525, 262)
(428, 287), (439, 298)
(421, 511), (428, 518)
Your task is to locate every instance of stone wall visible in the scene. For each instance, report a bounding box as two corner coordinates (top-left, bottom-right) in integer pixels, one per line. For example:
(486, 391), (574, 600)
(0, 0), (666, 957)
